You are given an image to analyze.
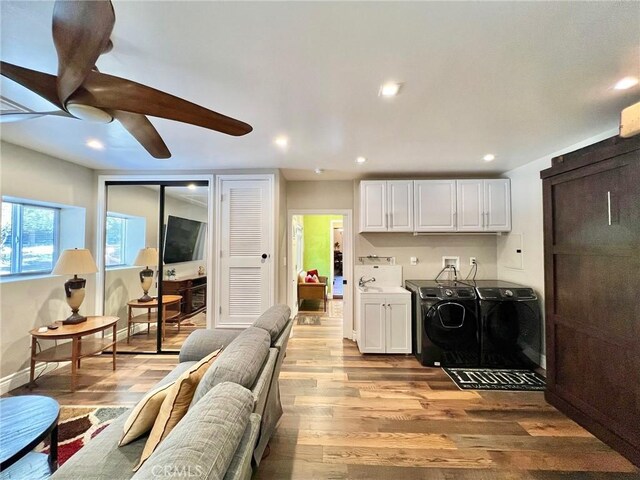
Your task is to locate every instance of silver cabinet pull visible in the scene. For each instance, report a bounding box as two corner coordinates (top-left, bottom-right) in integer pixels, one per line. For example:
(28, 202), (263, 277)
(607, 191), (612, 226)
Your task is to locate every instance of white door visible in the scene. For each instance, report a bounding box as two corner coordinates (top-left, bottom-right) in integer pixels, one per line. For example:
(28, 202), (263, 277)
(414, 180), (457, 232)
(219, 178), (273, 327)
(360, 181), (387, 232)
(387, 181), (413, 232)
(359, 296), (386, 353)
(385, 298), (411, 354)
(484, 179), (511, 232)
(457, 180), (484, 231)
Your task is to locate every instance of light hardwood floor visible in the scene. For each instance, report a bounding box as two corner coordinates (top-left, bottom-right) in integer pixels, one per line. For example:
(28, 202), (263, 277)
(8, 301), (639, 479)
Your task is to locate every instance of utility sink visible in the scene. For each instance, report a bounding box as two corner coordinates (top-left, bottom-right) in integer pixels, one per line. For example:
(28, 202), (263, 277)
(358, 286), (409, 295)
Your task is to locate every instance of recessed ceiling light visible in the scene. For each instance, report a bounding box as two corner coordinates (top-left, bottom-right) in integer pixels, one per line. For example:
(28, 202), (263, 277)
(86, 139), (104, 150)
(187, 184), (197, 190)
(356, 156), (367, 164)
(314, 168), (324, 175)
(614, 76), (639, 90)
(483, 154), (495, 162)
(274, 136), (289, 148)
(379, 82), (402, 97)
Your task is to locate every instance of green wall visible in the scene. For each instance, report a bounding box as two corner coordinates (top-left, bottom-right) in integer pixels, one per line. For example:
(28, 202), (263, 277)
(302, 215), (342, 294)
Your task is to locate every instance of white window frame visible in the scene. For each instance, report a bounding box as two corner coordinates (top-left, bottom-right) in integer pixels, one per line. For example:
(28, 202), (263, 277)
(1, 199), (61, 276)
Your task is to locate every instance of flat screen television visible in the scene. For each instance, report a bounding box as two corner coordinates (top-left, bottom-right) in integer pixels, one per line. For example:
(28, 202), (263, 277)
(163, 215), (206, 264)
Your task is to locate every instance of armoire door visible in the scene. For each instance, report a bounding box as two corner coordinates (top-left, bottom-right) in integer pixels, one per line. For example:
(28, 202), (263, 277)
(542, 136), (640, 466)
(218, 177), (273, 328)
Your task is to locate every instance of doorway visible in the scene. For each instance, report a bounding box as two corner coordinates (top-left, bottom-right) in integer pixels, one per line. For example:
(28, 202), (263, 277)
(97, 176), (214, 354)
(288, 210), (352, 339)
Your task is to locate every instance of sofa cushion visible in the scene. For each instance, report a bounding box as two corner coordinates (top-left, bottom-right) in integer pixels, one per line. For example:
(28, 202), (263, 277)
(51, 412), (142, 479)
(191, 327), (270, 406)
(252, 304), (291, 343)
(119, 382), (174, 447)
(135, 349), (223, 470)
(131, 382), (253, 480)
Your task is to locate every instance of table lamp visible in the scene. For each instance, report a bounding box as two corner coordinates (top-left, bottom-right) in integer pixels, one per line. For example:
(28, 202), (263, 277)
(52, 248), (98, 325)
(134, 247), (158, 302)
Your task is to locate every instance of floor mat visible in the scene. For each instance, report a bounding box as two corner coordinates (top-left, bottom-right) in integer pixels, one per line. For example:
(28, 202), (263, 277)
(443, 367), (546, 391)
(36, 405), (128, 466)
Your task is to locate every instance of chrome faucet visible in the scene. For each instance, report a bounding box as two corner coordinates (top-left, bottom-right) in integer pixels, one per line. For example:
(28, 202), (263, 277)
(359, 276), (376, 287)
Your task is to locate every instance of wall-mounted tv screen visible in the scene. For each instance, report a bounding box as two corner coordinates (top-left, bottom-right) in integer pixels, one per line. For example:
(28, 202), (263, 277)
(163, 215), (206, 264)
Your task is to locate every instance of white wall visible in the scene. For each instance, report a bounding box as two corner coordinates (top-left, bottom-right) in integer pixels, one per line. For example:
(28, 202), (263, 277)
(0, 142), (97, 390)
(496, 129), (619, 368)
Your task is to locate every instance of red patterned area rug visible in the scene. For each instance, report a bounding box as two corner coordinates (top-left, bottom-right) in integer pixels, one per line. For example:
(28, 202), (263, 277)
(36, 406), (128, 466)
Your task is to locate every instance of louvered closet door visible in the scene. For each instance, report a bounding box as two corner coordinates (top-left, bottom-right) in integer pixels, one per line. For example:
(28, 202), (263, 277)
(219, 179), (272, 327)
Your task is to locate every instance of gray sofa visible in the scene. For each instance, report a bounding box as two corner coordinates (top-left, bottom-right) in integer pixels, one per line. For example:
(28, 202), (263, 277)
(51, 304), (292, 480)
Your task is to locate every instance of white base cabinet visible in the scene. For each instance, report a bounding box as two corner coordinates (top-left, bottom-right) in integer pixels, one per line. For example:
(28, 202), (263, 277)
(358, 293), (411, 354)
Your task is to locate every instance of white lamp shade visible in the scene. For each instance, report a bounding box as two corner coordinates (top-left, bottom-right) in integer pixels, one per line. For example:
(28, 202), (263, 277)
(134, 247), (159, 267)
(52, 248), (98, 275)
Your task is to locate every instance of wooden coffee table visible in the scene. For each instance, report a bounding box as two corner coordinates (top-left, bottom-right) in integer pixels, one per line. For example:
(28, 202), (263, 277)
(127, 295), (182, 343)
(29, 316), (119, 391)
(0, 395), (59, 479)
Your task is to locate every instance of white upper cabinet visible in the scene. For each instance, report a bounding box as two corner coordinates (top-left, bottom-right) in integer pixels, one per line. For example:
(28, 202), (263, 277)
(484, 179), (511, 231)
(457, 179), (511, 232)
(387, 181), (413, 232)
(360, 181), (387, 232)
(457, 180), (485, 231)
(360, 180), (413, 232)
(414, 180), (457, 232)
(361, 178), (510, 233)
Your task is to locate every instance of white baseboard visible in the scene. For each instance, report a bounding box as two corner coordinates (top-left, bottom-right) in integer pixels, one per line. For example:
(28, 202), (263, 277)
(0, 324), (147, 396)
(0, 361), (71, 396)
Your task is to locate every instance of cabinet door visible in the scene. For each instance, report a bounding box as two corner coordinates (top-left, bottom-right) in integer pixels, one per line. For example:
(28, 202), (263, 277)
(387, 181), (413, 232)
(456, 180), (484, 231)
(414, 180), (457, 232)
(360, 181), (387, 232)
(385, 297), (411, 354)
(359, 296), (386, 353)
(484, 179), (511, 232)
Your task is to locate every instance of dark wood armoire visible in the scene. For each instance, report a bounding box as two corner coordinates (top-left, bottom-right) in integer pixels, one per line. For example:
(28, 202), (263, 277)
(541, 135), (640, 466)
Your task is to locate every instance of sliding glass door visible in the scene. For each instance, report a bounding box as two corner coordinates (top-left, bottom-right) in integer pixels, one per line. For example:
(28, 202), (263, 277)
(102, 181), (210, 354)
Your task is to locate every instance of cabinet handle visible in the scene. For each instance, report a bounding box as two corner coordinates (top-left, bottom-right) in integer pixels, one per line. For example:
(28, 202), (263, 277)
(607, 191), (611, 226)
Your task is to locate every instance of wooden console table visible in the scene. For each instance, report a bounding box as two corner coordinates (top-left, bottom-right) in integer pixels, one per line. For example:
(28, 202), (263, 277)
(127, 295), (182, 343)
(29, 316), (118, 391)
(162, 276), (207, 320)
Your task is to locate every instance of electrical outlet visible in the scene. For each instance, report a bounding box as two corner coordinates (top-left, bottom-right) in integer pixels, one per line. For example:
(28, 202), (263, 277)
(470, 257), (477, 266)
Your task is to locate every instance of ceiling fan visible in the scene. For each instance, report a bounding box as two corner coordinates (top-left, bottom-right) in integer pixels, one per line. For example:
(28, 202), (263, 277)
(0, 0), (252, 158)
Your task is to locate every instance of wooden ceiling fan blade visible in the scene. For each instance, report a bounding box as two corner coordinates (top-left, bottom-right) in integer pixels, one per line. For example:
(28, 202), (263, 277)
(73, 71), (253, 136)
(52, 0), (115, 104)
(0, 61), (64, 109)
(111, 110), (171, 159)
(0, 111), (72, 122)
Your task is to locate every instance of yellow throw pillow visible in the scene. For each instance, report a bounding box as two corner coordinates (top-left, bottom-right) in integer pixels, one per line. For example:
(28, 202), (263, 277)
(134, 348), (222, 471)
(119, 381), (175, 446)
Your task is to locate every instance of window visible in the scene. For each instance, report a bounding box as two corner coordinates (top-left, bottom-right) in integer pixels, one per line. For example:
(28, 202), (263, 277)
(105, 215), (127, 267)
(1, 201), (60, 275)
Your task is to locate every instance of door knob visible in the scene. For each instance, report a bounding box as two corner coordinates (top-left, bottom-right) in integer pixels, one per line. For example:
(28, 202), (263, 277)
(261, 253), (268, 259)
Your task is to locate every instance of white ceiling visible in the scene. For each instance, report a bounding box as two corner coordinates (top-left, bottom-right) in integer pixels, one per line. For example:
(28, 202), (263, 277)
(1, 1), (638, 180)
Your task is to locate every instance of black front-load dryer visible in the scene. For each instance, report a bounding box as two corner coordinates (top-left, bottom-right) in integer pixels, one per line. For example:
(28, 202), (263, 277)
(464, 280), (542, 368)
(405, 280), (479, 367)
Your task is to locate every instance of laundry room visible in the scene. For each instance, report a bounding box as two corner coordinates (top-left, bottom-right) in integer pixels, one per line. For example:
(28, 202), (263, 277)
(353, 178), (548, 377)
